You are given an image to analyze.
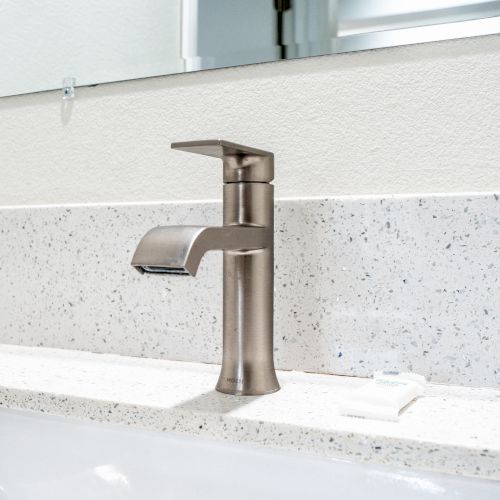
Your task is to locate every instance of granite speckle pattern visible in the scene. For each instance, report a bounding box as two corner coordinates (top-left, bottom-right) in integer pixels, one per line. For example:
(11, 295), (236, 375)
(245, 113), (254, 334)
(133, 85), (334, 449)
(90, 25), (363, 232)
(0, 193), (498, 386)
(0, 345), (499, 480)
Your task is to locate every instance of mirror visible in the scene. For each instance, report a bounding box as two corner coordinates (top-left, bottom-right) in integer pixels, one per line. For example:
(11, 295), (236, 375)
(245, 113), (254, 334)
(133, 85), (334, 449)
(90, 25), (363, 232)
(1, 0), (499, 98)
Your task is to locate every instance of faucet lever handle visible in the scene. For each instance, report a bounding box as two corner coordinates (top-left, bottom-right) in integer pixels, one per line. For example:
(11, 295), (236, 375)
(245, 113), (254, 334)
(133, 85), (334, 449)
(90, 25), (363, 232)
(171, 139), (274, 183)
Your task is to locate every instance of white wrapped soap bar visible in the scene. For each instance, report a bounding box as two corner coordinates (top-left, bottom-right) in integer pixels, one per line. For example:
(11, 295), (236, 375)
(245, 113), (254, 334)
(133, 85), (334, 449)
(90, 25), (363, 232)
(338, 372), (426, 422)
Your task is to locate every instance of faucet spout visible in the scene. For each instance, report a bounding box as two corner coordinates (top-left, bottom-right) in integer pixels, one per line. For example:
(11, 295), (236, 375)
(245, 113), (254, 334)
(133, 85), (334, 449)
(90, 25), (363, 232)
(132, 225), (270, 277)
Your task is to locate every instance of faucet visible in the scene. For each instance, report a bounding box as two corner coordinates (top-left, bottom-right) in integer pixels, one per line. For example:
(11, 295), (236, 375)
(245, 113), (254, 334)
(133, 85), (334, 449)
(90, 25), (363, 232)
(131, 140), (280, 396)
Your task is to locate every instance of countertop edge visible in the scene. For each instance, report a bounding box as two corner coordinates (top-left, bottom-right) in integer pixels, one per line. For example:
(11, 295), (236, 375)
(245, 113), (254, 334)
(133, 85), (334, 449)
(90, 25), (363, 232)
(0, 385), (498, 481)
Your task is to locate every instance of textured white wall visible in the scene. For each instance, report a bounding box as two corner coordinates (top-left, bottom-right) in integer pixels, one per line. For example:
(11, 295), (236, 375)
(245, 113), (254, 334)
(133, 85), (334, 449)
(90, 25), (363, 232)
(0, 34), (499, 206)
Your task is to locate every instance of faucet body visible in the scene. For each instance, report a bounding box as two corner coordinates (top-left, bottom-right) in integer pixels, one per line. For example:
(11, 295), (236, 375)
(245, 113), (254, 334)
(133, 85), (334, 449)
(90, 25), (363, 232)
(132, 140), (280, 396)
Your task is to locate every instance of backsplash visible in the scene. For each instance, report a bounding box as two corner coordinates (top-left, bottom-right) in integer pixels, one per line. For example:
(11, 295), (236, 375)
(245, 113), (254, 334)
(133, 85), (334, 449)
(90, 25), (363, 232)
(0, 193), (498, 387)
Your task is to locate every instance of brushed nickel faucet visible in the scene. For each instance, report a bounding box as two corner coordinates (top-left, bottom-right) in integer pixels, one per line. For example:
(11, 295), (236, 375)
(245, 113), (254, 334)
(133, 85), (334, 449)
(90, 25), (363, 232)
(132, 140), (280, 396)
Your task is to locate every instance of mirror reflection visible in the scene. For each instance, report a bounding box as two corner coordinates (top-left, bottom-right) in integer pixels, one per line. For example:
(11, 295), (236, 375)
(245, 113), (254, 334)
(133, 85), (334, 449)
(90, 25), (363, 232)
(1, 0), (499, 98)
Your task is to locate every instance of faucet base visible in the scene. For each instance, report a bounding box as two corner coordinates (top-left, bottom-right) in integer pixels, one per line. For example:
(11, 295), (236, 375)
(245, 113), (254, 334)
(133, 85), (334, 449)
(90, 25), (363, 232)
(215, 386), (281, 397)
(215, 373), (280, 396)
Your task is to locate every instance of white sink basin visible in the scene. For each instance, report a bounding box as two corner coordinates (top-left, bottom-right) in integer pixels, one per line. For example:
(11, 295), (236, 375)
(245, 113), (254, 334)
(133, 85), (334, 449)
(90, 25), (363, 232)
(0, 408), (498, 500)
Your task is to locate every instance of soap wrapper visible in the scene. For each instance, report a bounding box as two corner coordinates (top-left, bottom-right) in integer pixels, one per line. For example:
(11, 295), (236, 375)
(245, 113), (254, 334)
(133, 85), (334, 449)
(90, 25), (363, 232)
(338, 372), (426, 422)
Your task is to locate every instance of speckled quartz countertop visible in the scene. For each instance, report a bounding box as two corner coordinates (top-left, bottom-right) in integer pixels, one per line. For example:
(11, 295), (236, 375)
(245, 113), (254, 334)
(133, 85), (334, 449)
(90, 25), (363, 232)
(0, 344), (499, 481)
